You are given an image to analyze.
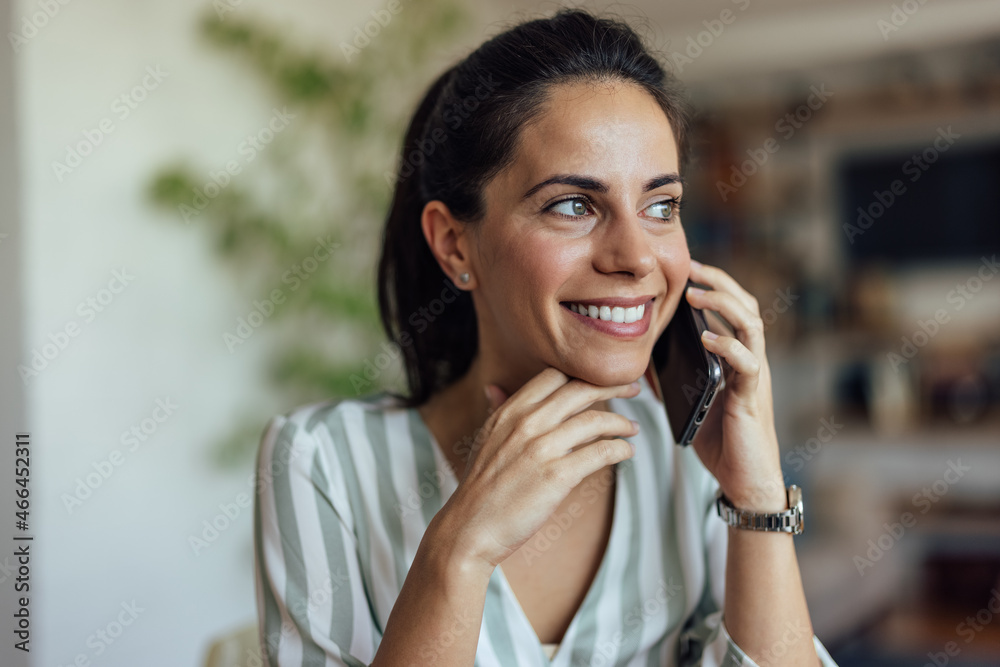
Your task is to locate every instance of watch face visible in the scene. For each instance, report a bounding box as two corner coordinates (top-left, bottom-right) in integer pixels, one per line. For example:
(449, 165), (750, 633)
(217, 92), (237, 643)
(788, 485), (804, 534)
(788, 484), (803, 508)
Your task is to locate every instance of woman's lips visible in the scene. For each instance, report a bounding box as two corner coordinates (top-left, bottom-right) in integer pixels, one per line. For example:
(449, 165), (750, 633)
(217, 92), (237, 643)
(560, 298), (653, 338)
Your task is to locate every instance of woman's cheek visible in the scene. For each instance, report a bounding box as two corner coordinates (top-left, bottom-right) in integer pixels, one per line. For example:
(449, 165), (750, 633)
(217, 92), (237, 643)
(658, 239), (691, 286)
(517, 233), (584, 286)
(490, 234), (567, 318)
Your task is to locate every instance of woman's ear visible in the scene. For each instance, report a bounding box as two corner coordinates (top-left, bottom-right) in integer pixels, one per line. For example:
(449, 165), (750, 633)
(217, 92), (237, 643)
(421, 200), (475, 289)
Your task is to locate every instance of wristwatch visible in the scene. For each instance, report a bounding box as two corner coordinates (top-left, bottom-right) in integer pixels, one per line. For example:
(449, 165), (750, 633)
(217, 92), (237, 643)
(715, 485), (804, 535)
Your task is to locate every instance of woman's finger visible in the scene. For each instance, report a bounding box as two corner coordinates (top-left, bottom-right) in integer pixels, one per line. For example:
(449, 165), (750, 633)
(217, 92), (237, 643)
(688, 260), (760, 316)
(700, 331), (760, 398)
(536, 409), (639, 457)
(484, 384), (508, 414)
(497, 366), (570, 410)
(685, 285), (765, 358)
(484, 369), (639, 449)
(560, 437), (636, 487)
(491, 367), (635, 415)
(539, 376), (641, 426)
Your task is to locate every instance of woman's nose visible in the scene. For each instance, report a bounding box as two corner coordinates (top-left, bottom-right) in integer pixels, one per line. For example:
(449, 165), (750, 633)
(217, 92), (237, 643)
(592, 213), (657, 278)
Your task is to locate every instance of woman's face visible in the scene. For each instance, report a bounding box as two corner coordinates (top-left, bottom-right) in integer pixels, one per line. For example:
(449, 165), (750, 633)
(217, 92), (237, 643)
(467, 79), (691, 387)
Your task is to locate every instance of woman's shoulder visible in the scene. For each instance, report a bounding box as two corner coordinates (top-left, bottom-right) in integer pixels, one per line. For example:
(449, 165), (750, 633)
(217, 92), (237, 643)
(266, 391), (406, 432)
(256, 391), (411, 471)
(255, 391), (430, 541)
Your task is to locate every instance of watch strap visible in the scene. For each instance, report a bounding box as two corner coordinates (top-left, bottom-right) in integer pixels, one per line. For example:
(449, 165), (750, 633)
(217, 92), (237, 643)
(715, 484), (804, 535)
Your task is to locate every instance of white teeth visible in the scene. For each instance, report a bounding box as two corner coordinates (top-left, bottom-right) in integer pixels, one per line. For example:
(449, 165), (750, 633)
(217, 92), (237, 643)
(569, 301), (647, 324)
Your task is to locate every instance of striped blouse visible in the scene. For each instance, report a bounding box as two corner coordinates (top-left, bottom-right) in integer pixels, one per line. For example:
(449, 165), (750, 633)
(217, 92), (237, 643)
(253, 374), (840, 666)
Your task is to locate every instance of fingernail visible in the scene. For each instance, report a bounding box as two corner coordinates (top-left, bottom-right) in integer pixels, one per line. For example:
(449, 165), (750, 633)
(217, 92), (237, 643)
(629, 441), (637, 455)
(702, 330), (719, 340)
(629, 380), (640, 390)
(630, 419), (640, 431)
(687, 286), (705, 296)
(690, 259), (702, 268)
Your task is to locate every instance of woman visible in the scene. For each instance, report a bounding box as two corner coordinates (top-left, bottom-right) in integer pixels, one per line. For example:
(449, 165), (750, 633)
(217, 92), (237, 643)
(254, 8), (840, 666)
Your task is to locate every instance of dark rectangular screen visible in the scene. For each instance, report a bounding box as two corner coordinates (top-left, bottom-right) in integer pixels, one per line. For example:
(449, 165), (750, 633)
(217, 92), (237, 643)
(838, 137), (1000, 266)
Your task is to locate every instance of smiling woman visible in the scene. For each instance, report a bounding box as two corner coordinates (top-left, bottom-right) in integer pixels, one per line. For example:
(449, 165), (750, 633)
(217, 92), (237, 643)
(253, 7), (840, 667)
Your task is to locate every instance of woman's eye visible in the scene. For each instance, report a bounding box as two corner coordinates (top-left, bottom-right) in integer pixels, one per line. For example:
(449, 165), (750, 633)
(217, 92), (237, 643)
(647, 199), (677, 220)
(548, 197), (591, 217)
(545, 196), (681, 220)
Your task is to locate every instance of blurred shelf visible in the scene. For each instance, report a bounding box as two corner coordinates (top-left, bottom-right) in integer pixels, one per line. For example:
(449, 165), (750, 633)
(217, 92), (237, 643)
(873, 602), (1000, 658)
(830, 418), (1000, 444)
(911, 517), (1000, 557)
(800, 427), (1000, 502)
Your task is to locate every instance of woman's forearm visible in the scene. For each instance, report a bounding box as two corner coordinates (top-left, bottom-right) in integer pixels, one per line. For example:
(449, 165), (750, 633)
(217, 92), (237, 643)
(371, 511), (494, 667)
(722, 491), (821, 666)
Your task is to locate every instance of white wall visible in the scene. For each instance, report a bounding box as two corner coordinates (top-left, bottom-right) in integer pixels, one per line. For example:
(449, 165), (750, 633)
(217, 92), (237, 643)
(12, 0), (480, 665)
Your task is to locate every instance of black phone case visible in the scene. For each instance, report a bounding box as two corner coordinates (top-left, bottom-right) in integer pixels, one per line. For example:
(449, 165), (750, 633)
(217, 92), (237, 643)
(647, 290), (723, 446)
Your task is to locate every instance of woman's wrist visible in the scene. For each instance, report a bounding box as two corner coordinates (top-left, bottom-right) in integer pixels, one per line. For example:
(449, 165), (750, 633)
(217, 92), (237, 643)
(422, 507), (497, 583)
(724, 491), (787, 514)
(721, 474), (788, 513)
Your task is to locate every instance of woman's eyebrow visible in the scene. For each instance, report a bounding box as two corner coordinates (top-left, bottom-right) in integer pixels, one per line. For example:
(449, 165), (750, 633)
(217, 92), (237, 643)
(521, 172), (683, 200)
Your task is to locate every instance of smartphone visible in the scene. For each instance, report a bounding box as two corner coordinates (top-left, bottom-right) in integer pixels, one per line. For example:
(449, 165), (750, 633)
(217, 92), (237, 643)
(646, 283), (724, 446)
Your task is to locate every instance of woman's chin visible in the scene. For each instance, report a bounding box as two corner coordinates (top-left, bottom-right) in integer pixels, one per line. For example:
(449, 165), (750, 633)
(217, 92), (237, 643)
(557, 357), (648, 387)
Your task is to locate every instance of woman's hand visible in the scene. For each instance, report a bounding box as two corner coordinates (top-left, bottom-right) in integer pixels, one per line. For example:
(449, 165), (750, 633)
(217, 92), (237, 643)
(685, 260), (787, 512)
(438, 367), (640, 571)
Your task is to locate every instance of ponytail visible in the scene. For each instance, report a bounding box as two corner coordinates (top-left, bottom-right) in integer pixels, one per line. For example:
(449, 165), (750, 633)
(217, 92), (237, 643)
(377, 64), (476, 408)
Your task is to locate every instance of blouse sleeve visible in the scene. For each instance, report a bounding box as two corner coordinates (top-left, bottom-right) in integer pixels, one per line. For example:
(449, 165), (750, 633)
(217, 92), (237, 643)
(677, 476), (841, 666)
(253, 412), (378, 667)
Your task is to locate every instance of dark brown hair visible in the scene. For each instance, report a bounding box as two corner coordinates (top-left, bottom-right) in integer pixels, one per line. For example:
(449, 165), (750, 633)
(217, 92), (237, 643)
(377, 7), (691, 407)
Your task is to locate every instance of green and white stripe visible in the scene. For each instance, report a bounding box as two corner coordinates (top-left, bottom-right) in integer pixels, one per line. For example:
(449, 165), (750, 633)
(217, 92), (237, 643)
(254, 376), (840, 666)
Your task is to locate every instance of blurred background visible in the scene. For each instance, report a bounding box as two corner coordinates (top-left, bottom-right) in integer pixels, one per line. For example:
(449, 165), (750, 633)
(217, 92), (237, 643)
(1, 0), (999, 665)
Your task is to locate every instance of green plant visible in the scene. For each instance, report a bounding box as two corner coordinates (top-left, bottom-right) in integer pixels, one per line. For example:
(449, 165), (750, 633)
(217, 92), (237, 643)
(147, 0), (469, 467)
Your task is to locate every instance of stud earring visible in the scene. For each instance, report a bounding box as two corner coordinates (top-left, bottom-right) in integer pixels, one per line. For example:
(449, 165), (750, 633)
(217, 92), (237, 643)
(458, 272), (470, 284)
